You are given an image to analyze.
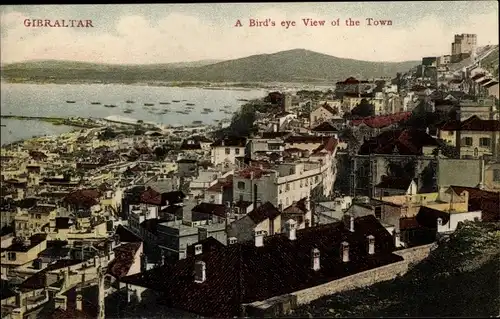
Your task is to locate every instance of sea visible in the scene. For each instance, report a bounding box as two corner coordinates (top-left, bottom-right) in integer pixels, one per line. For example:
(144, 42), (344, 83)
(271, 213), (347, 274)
(0, 83), (266, 145)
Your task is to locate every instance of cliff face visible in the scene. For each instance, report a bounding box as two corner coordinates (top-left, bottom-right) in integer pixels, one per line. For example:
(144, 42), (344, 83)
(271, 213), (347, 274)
(287, 221), (500, 318)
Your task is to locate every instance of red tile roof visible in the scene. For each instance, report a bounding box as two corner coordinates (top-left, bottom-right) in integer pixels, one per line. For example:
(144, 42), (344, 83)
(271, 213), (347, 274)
(140, 187), (162, 205)
(192, 203), (227, 218)
(119, 215), (402, 318)
(107, 242), (142, 279)
(440, 115), (500, 132)
(311, 137), (339, 156)
(247, 202), (281, 224)
(237, 167), (266, 179)
(206, 175), (233, 192)
(64, 189), (101, 209)
(350, 112), (412, 129)
(449, 186), (500, 222)
(311, 121), (339, 132)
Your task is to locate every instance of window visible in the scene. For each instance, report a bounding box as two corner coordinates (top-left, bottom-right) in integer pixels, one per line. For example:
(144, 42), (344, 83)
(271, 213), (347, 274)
(473, 147), (478, 158)
(286, 183), (290, 191)
(300, 180), (303, 188)
(375, 207), (382, 219)
(315, 176), (319, 183)
(36, 214), (41, 219)
(493, 169), (500, 182)
(268, 144), (280, 151)
(479, 138), (491, 147)
(225, 148), (231, 155)
(279, 185), (283, 194)
(239, 195), (244, 202)
(235, 148), (240, 155)
(237, 181), (245, 190)
(8, 252), (16, 261)
(463, 137), (473, 146)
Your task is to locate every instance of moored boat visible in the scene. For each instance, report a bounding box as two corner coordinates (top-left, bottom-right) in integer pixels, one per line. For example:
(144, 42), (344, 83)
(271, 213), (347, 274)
(66, 100), (76, 103)
(91, 102), (101, 105)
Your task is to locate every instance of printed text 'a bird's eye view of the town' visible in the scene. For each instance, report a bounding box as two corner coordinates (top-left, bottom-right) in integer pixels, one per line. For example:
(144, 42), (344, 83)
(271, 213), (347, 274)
(0, 2), (499, 318)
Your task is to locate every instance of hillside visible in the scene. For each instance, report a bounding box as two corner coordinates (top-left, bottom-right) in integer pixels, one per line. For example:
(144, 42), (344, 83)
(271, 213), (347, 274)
(0, 49), (418, 84)
(288, 221), (500, 318)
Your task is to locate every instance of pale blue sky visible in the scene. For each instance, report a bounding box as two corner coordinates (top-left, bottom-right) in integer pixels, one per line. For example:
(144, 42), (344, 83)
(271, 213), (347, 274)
(1, 2), (498, 64)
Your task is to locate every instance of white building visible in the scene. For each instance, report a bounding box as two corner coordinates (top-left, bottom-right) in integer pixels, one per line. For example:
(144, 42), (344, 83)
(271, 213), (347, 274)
(210, 137), (247, 166)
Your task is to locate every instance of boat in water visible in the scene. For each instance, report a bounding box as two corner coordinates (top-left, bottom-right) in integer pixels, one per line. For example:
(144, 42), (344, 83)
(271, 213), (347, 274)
(66, 100), (76, 103)
(192, 120), (203, 125)
(237, 99), (249, 102)
(159, 102), (170, 105)
(172, 100), (180, 102)
(186, 103), (195, 106)
(123, 109), (134, 114)
(90, 102), (101, 105)
(144, 103), (154, 106)
(126, 100), (135, 104)
(104, 104), (117, 108)
(202, 108), (213, 112)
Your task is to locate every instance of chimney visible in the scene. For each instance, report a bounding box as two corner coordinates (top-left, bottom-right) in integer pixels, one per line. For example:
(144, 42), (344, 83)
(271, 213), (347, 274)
(194, 244), (203, 255)
(278, 204), (283, 212)
(367, 235), (375, 255)
(76, 288), (83, 311)
(97, 267), (106, 319)
(55, 295), (67, 311)
(250, 171), (254, 180)
(349, 215), (354, 232)
(285, 219), (297, 240)
(229, 237), (238, 245)
(393, 229), (401, 248)
(254, 230), (264, 247)
(256, 198), (262, 208)
(311, 248), (320, 271)
(194, 260), (206, 283)
(341, 241), (349, 262)
(140, 253), (148, 272)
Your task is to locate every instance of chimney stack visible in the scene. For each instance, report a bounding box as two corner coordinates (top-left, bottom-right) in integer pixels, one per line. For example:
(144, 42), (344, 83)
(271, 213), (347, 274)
(194, 261), (206, 283)
(76, 288), (83, 311)
(254, 230), (264, 247)
(367, 235), (375, 255)
(393, 229), (401, 248)
(140, 253), (148, 272)
(194, 244), (203, 255)
(341, 241), (349, 262)
(285, 219), (297, 240)
(229, 237), (238, 245)
(311, 248), (320, 271)
(55, 296), (67, 311)
(256, 198), (262, 208)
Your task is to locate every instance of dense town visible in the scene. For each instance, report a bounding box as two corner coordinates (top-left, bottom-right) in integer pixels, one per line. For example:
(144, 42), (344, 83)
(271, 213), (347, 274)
(1, 33), (499, 318)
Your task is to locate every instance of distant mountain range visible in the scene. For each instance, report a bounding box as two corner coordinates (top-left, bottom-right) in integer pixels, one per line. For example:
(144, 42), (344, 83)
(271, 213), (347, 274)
(1, 49), (419, 84)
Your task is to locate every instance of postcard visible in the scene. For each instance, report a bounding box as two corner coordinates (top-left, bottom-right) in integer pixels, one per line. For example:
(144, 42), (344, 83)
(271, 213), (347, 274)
(0, 2), (499, 319)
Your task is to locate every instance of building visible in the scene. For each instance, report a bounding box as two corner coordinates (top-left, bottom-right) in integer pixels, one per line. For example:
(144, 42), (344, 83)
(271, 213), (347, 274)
(119, 215), (404, 318)
(210, 137), (247, 167)
(227, 201), (282, 243)
(310, 102), (340, 127)
(234, 138), (338, 208)
(438, 115), (500, 159)
(451, 33), (477, 62)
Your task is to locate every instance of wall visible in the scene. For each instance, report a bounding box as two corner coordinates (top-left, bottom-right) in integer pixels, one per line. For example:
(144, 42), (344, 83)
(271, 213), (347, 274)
(438, 211), (482, 233)
(484, 162), (500, 191)
(437, 158), (482, 188)
(211, 146), (245, 166)
(243, 243), (436, 317)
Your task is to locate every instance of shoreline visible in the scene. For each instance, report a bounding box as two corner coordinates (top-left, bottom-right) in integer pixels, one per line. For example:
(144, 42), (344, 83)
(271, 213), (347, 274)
(0, 79), (336, 90)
